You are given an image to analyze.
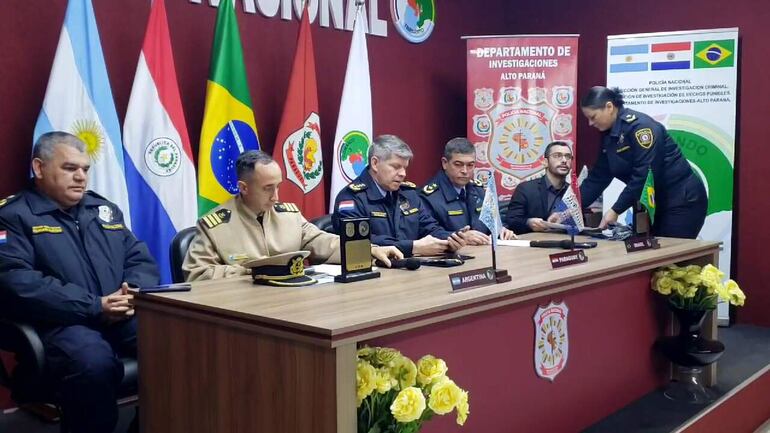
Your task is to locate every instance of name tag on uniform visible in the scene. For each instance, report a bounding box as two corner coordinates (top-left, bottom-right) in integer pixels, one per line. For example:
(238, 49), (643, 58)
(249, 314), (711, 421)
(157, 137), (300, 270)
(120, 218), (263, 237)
(370, 211), (388, 218)
(616, 145), (630, 153)
(101, 224), (124, 230)
(402, 208), (419, 216)
(32, 225), (63, 234)
(448, 210), (464, 216)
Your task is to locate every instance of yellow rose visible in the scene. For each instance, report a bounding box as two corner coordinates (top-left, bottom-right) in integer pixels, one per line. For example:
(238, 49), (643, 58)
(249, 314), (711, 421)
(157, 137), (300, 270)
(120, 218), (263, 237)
(357, 346), (375, 360)
(701, 264), (725, 280)
(455, 390), (470, 426)
(683, 272), (702, 286)
(683, 285), (699, 298)
(725, 280), (746, 306)
(390, 387), (426, 422)
(671, 280), (687, 297)
(375, 368), (393, 394)
(684, 265), (701, 273)
(714, 283), (730, 303)
(655, 276), (674, 295)
(357, 360), (377, 406)
(391, 355), (417, 389)
(428, 378), (462, 415)
(374, 347), (402, 367)
(416, 355), (448, 386)
(670, 269), (687, 279)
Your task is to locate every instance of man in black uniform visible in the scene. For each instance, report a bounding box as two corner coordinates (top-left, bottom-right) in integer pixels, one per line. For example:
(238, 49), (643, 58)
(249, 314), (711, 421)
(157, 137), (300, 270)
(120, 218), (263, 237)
(0, 132), (158, 433)
(579, 86), (707, 238)
(421, 137), (516, 244)
(333, 134), (467, 257)
(505, 141), (573, 234)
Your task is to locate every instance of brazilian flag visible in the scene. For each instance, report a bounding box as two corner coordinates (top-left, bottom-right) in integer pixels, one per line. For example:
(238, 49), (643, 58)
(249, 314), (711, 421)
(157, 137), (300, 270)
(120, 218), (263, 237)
(198, 0), (260, 215)
(693, 40), (735, 69)
(640, 168), (656, 225)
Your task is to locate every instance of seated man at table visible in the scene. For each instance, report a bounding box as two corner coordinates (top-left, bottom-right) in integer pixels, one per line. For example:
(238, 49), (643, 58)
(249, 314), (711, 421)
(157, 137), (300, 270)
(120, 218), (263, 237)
(420, 137), (516, 244)
(183, 150), (402, 281)
(0, 131), (159, 433)
(333, 134), (467, 257)
(504, 141), (573, 234)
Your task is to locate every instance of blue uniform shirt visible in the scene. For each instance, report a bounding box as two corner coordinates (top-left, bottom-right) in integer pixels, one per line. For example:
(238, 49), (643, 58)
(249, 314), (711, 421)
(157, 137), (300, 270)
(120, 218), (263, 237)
(0, 188), (159, 327)
(580, 108), (694, 214)
(333, 168), (451, 257)
(420, 170), (488, 234)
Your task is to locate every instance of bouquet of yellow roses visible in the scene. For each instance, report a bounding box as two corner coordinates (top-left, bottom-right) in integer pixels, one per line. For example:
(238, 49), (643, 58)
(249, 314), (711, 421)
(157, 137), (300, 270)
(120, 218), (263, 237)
(356, 346), (469, 433)
(652, 263), (746, 310)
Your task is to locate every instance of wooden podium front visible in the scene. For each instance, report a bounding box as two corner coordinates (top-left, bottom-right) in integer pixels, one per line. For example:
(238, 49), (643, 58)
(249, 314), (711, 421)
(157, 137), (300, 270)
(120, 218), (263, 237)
(135, 235), (719, 433)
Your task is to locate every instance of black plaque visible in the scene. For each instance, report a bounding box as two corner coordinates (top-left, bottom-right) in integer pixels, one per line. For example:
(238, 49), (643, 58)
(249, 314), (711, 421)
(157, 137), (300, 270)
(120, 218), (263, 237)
(335, 217), (380, 283)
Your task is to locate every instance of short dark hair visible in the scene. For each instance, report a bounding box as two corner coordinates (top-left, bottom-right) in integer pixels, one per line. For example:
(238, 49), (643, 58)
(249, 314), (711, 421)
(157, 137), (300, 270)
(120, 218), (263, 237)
(580, 86), (624, 110)
(236, 150), (275, 180)
(443, 137), (475, 160)
(544, 141), (571, 158)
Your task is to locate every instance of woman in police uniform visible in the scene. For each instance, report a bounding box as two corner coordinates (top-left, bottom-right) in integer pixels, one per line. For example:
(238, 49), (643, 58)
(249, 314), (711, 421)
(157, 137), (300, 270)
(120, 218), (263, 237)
(579, 86), (708, 239)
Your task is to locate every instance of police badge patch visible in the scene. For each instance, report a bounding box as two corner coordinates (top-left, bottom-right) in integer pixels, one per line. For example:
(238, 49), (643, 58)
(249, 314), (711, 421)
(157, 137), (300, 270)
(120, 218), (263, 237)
(635, 128), (654, 149)
(533, 301), (569, 381)
(474, 88), (494, 110)
(98, 205), (113, 223)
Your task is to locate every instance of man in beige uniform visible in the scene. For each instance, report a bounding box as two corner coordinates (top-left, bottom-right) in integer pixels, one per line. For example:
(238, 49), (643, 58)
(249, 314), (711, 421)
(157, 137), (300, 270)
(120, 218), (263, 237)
(184, 150), (402, 281)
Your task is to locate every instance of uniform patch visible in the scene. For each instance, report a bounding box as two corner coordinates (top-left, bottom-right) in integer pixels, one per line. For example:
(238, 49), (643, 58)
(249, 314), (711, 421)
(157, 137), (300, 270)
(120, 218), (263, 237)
(227, 253), (250, 263)
(448, 209), (464, 216)
(101, 224), (124, 230)
(635, 128), (654, 149)
(338, 200), (356, 213)
(98, 205), (113, 223)
(274, 203), (300, 213)
(200, 209), (232, 229)
(32, 225), (63, 234)
(0, 230), (6, 244)
(348, 182), (367, 192)
(623, 113), (637, 123)
(616, 145), (631, 153)
(370, 211), (388, 218)
(422, 183), (438, 195)
(402, 207), (419, 215)
(400, 181), (417, 189)
(473, 178), (484, 187)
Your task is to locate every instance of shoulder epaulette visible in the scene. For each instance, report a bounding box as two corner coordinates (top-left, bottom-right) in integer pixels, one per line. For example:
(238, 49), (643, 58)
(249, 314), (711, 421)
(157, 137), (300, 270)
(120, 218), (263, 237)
(85, 190), (109, 201)
(400, 181), (417, 189)
(274, 202), (300, 213)
(348, 182), (367, 192)
(473, 178), (485, 188)
(200, 208), (231, 229)
(0, 195), (19, 208)
(422, 183), (438, 195)
(622, 113), (637, 124)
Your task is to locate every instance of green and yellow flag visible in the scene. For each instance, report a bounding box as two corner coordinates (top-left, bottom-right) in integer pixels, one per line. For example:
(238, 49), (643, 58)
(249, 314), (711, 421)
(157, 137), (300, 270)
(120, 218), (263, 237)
(640, 168), (655, 225)
(198, 0), (260, 215)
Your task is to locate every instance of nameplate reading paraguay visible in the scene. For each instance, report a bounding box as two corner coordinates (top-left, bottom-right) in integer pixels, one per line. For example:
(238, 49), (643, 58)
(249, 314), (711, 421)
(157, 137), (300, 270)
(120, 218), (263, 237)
(549, 250), (588, 269)
(449, 267), (496, 292)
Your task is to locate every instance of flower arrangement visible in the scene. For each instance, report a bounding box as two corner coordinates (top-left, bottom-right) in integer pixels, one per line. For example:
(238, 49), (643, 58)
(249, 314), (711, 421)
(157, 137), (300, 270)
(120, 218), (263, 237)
(356, 346), (469, 433)
(652, 263), (746, 310)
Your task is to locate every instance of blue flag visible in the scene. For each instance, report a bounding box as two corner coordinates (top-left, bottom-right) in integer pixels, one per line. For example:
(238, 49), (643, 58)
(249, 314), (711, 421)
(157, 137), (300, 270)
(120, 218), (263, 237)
(479, 173), (503, 248)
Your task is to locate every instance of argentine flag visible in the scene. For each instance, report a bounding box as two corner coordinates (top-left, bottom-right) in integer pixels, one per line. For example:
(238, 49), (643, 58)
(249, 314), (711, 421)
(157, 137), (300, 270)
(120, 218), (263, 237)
(124, 0), (197, 284)
(33, 0), (131, 227)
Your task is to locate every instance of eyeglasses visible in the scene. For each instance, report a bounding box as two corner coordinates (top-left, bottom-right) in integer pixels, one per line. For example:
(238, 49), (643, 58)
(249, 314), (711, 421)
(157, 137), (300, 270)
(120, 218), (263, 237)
(547, 152), (573, 161)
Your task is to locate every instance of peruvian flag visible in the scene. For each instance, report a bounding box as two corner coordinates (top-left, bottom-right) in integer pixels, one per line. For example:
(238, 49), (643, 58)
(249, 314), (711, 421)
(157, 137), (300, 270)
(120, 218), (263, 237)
(123, 0), (197, 283)
(272, 5), (325, 220)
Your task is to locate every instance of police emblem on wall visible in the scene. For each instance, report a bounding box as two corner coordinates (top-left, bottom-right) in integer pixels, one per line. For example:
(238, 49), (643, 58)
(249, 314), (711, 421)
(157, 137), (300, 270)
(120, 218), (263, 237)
(551, 86), (574, 109)
(472, 115), (491, 137)
(552, 114), (573, 137)
(283, 113), (323, 192)
(474, 88), (494, 110)
(390, 0), (435, 44)
(336, 130), (370, 182)
(144, 137), (182, 177)
(533, 301), (569, 381)
(499, 87), (522, 105)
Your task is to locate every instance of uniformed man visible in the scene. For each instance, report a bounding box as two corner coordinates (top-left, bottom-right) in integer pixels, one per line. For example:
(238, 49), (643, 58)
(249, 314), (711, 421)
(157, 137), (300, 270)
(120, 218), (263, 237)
(421, 137), (516, 244)
(333, 135), (467, 257)
(505, 141), (573, 234)
(183, 150), (402, 281)
(0, 132), (159, 433)
(579, 86), (707, 238)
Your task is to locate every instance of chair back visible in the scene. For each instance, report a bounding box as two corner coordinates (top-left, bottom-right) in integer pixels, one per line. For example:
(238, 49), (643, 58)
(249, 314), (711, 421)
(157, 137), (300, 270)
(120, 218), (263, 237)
(169, 227), (198, 283)
(310, 214), (335, 234)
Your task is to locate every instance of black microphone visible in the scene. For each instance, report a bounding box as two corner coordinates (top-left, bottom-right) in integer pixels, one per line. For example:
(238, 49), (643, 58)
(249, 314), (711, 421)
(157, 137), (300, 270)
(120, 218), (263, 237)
(529, 239), (575, 249)
(375, 258), (421, 270)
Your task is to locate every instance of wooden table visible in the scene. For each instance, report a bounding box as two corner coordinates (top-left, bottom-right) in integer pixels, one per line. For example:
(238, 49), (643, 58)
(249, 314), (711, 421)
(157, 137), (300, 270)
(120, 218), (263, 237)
(135, 234), (719, 433)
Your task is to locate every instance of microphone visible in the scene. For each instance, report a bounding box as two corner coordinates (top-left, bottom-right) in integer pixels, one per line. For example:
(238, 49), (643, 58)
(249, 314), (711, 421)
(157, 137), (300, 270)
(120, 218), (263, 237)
(420, 258), (464, 267)
(375, 258), (421, 270)
(529, 240), (598, 249)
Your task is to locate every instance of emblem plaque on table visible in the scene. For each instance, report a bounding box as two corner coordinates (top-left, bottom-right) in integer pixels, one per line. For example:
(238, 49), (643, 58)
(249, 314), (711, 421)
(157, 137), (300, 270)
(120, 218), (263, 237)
(335, 217), (380, 283)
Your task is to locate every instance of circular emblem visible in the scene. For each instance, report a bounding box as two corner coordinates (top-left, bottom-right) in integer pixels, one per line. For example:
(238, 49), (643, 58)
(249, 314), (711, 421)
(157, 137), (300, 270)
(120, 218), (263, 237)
(71, 119), (105, 162)
(359, 221), (370, 237)
(534, 301), (570, 381)
(345, 222), (356, 238)
(337, 131), (370, 182)
(390, 0), (435, 44)
(527, 87), (547, 104)
(144, 137), (182, 177)
(211, 120), (259, 194)
(501, 174), (519, 190)
(499, 87), (521, 105)
(485, 269), (495, 280)
(551, 86), (574, 109)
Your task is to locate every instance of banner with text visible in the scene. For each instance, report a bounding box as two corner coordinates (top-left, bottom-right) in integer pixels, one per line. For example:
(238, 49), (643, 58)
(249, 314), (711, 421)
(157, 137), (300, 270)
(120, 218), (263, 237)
(606, 28), (738, 320)
(466, 35), (579, 202)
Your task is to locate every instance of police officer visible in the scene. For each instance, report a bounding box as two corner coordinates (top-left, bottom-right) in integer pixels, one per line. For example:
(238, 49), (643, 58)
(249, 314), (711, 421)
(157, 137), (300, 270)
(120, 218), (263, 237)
(184, 150), (402, 281)
(421, 137), (516, 244)
(333, 135), (467, 257)
(579, 86), (708, 238)
(0, 132), (159, 433)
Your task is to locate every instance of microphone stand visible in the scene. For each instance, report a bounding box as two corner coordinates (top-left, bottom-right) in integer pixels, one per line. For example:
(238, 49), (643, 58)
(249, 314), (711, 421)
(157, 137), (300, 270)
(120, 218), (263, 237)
(491, 235), (511, 283)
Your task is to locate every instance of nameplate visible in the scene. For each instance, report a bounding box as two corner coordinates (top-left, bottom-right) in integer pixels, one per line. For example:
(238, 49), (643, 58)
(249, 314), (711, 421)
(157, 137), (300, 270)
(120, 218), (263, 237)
(549, 250), (588, 269)
(625, 236), (660, 253)
(449, 267), (495, 292)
